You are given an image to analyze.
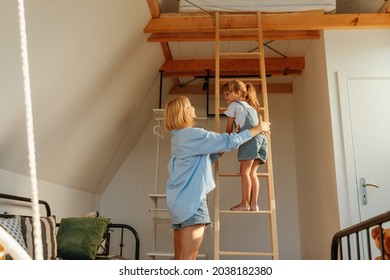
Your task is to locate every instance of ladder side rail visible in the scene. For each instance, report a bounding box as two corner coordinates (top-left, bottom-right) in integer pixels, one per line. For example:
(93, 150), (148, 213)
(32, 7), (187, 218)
(257, 12), (279, 259)
(213, 11), (221, 260)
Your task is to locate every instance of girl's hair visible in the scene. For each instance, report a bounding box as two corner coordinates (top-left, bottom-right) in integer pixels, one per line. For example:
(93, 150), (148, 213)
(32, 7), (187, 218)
(245, 83), (260, 112)
(164, 96), (195, 131)
(221, 80), (260, 112)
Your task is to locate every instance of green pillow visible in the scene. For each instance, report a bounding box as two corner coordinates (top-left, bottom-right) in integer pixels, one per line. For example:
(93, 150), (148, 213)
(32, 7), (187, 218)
(56, 217), (110, 260)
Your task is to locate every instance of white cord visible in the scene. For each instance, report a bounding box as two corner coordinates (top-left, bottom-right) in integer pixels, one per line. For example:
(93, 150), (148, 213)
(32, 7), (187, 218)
(17, 0), (43, 260)
(153, 119), (164, 194)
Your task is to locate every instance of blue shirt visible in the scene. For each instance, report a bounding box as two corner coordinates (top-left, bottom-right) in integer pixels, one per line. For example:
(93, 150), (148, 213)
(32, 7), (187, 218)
(166, 127), (252, 224)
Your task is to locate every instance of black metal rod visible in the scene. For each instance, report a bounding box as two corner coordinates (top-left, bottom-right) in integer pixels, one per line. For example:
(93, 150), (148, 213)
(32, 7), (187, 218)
(366, 228), (372, 260)
(379, 222), (385, 260)
(159, 70), (163, 109)
(355, 232), (361, 260)
(0, 192), (51, 217)
(110, 223), (140, 260)
(205, 69), (210, 117)
(347, 235), (351, 260)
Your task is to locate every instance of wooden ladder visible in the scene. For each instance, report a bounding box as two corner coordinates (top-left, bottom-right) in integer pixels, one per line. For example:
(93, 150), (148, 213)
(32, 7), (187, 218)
(213, 11), (279, 260)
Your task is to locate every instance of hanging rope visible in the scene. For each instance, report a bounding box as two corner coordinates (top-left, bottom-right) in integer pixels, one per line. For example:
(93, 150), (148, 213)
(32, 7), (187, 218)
(17, 0), (43, 260)
(152, 110), (164, 194)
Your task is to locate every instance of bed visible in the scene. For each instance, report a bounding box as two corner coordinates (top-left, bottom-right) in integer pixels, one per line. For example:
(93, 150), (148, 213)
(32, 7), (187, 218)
(0, 193), (140, 260)
(178, 0), (336, 13)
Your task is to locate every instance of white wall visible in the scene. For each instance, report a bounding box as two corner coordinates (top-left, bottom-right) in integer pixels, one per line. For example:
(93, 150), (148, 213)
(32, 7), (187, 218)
(291, 28), (390, 260)
(0, 169), (99, 220)
(324, 29), (390, 228)
(293, 34), (340, 260)
(102, 89), (301, 260)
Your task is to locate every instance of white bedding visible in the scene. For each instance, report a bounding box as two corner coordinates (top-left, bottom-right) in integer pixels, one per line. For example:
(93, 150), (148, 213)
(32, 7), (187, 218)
(179, 0), (336, 13)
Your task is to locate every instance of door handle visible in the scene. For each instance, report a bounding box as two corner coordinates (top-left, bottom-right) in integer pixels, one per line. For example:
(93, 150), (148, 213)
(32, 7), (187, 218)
(360, 177), (379, 205)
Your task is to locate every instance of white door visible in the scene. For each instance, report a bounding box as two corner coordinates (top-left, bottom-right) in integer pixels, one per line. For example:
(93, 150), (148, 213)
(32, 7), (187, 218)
(338, 71), (390, 258)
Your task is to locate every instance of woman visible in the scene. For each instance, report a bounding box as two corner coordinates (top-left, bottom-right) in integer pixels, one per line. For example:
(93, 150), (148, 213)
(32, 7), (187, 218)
(164, 96), (270, 259)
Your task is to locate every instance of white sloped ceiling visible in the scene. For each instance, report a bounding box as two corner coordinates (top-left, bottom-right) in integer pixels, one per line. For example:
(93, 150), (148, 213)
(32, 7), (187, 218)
(0, 0), (164, 194)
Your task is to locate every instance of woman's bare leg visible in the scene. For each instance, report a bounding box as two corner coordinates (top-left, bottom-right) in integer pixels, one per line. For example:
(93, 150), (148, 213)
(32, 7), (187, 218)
(174, 224), (205, 260)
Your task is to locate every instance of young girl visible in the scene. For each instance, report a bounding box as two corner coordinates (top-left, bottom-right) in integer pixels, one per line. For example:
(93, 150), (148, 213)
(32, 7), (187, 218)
(164, 96), (270, 259)
(221, 80), (268, 211)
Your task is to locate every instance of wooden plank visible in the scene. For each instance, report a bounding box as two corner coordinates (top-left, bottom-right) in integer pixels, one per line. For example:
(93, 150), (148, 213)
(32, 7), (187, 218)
(169, 83), (292, 94)
(379, 2), (390, 13)
(146, 0), (160, 18)
(264, 12), (390, 30)
(159, 42), (181, 86)
(147, 30), (321, 42)
(162, 69), (302, 78)
(219, 52), (261, 59)
(144, 13), (390, 34)
(160, 42), (172, 60)
(160, 57), (304, 75)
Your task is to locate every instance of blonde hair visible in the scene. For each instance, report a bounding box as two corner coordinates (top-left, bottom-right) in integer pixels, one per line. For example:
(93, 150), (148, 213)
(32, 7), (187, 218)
(221, 79), (260, 112)
(164, 96), (195, 131)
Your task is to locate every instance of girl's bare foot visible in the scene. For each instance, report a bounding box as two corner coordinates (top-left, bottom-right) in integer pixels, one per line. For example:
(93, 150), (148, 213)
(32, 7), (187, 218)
(250, 205), (259, 211)
(230, 203), (250, 211)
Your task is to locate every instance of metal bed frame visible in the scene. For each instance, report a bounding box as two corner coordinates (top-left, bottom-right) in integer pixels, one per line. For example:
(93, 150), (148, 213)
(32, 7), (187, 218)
(331, 211), (390, 260)
(0, 193), (140, 260)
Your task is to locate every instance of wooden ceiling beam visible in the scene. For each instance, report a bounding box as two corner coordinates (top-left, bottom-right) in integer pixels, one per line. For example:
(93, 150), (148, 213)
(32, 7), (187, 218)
(144, 12), (390, 36)
(146, 0), (160, 18)
(170, 83), (292, 95)
(379, 2), (390, 13)
(145, 4), (390, 93)
(161, 70), (302, 78)
(147, 30), (320, 42)
(160, 42), (181, 86)
(162, 70), (301, 78)
(159, 57), (304, 78)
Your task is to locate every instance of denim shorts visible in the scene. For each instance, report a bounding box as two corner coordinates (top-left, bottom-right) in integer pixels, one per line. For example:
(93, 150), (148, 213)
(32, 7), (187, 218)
(171, 198), (211, 230)
(238, 132), (268, 163)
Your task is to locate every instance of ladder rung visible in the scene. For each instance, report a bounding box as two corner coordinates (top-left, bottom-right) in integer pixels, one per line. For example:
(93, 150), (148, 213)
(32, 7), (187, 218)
(149, 194), (166, 204)
(219, 52), (262, 60)
(219, 28), (258, 35)
(146, 252), (174, 258)
(220, 28), (259, 32)
(220, 78), (255, 84)
(219, 172), (269, 177)
(219, 210), (272, 215)
(146, 252), (207, 258)
(218, 107), (227, 112)
(152, 217), (172, 224)
(219, 251), (274, 257)
(219, 78), (263, 84)
(149, 194), (166, 198)
(236, 78), (264, 84)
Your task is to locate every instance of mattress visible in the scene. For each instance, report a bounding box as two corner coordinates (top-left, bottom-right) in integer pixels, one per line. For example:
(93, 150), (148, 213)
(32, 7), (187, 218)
(179, 0), (336, 13)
